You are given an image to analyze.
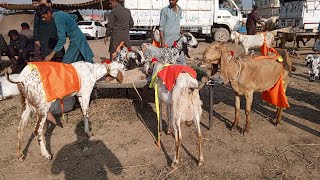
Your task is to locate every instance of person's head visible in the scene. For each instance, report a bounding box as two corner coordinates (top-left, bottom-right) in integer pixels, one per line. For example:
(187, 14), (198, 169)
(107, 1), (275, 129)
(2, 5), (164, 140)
(8, 30), (19, 40)
(21, 22), (30, 30)
(36, 4), (53, 22)
(32, 0), (52, 7)
(252, 5), (258, 11)
(109, 0), (119, 8)
(169, 0), (178, 8)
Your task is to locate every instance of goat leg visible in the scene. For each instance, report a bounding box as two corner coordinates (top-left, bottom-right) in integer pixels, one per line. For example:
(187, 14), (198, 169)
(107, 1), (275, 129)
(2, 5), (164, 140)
(37, 112), (52, 160)
(231, 94), (241, 130)
(195, 117), (204, 166)
(243, 94), (253, 133)
(78, 95), (93, 136)
(17, 106), (31, 161)
(274, 108), (284, 126)
(171, 122), (181, 169)
(166, 105), (172, 135)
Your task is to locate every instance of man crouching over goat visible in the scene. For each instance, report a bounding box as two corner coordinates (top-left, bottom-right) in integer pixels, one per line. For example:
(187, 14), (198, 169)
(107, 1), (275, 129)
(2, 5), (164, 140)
(150, 61), (203, 168)
(6, 61), (125, 160)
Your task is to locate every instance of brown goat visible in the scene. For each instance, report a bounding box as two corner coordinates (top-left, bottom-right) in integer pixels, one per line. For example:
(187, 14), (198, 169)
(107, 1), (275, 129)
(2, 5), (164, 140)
(202, 42), (292, 133)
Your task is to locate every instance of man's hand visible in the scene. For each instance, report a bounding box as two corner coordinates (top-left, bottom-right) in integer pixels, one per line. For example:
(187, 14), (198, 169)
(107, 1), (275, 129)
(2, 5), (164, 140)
(35, 41), (40, 46)
(104, 37), (109, 44)
(45, 51), (55, 62)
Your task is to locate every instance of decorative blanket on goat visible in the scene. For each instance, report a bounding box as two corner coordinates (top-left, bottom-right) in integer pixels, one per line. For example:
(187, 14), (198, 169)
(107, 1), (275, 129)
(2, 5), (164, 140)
(253, 48), (289, 108)
(150, 64), (197, 91)
(29, 62), (80, 102)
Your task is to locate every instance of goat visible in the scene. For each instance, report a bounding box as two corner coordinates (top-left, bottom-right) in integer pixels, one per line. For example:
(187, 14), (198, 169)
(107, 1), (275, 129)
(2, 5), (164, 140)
(202, 42), (292, 133)
(260, 16), (278, 31)
(142, 32), (198, 74)
(151, 62), (203, 168)
(305, 54), (320, 82)
(5, 61), (125, 160)
(231, 31), (274, 55)
(112, 44), (145, 70)
(0, 74), (20, 100)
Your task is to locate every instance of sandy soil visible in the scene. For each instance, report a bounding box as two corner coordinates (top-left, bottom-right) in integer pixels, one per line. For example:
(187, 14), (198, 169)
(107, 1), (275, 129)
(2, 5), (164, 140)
(0, 38), (319, 180)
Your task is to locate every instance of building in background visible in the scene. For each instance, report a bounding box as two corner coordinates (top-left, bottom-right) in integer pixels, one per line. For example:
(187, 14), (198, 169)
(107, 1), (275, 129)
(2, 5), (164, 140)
(254, 0), (280, 18)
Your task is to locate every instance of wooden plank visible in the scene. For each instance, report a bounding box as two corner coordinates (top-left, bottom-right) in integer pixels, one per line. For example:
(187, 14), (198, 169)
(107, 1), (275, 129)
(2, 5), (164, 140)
(95, 67), (149, 89)
(295, 49), (318, 55)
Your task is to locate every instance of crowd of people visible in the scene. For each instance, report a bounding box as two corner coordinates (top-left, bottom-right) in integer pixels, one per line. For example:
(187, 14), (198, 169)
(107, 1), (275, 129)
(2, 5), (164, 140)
(0, 0), (189, 72)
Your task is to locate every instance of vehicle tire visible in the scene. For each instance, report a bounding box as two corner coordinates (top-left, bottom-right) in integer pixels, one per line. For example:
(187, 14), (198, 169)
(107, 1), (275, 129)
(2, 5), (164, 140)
(214, 28), (230, 42)
(94, 31), (99, 40)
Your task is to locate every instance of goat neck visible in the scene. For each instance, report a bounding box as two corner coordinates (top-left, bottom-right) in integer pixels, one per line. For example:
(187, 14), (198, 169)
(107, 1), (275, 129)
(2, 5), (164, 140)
(219, 47), (242, 85)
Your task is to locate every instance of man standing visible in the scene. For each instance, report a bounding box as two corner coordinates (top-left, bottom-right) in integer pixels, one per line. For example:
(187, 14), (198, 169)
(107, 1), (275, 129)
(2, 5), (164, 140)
(159, 0), (185, 64)
(32, 0), (64, 62)
(36, 5), (94, 63)
(246, 5), (260, 35)
(104, 0), (134, 59)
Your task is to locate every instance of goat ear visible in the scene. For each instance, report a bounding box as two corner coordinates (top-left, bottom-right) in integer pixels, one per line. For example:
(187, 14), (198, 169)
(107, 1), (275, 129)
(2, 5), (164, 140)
(116, 71), (124, 83)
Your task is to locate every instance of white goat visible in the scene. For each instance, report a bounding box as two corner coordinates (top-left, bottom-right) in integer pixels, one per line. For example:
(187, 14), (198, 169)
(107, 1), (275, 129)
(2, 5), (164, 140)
(0, 74), (20, 100)
(305, 54), (320, 82)
(6, 61), (125, 160)
(142, 32), (198, 74)
(151, 62), (203, 168)
(231, 31), (274, 55)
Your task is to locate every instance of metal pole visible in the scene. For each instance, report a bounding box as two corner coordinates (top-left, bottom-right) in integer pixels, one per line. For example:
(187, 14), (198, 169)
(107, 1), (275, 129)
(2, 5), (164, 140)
(100, 0), (104, 21)
(209, 85), (213, 130)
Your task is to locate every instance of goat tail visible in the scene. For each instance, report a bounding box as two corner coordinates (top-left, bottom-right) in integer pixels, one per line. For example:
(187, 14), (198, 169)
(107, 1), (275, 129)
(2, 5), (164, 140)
(5, 69), (21, 84)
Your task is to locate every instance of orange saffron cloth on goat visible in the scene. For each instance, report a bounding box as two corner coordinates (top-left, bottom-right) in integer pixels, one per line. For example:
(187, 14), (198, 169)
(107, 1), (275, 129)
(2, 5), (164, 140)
(29, 62), (80, 102)
(157, 65), (197, 91)
(253, 37), (290, 108)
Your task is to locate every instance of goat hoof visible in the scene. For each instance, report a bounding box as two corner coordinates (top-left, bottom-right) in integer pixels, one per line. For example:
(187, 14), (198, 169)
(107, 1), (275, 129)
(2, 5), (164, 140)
(43, 153), (52, 160)
(171, 162), (178, 169)
(230, 123), (237, 130)
(166, 130), (172, 135)
(185, 121), (193, 127)
(18, 154), (25, 161)
(198, 160), (204, 166)
(242, 128), (249, 134)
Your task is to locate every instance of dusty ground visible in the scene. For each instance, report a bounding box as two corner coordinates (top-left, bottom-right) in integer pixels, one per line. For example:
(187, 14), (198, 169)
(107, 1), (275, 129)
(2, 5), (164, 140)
(0, 38), (319, 180)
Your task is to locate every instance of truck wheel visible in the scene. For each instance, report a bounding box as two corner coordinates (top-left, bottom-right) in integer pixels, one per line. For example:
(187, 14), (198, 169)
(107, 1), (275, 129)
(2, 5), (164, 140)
(214, 28), (230, 42)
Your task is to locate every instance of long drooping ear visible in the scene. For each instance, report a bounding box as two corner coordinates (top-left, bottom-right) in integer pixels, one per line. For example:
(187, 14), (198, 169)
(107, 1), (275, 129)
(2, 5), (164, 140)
(219, 47), (230, 85)
(116, 71), (124, 83)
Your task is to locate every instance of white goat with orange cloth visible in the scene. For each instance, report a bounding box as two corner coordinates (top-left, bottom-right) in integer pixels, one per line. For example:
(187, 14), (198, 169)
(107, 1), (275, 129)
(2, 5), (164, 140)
(6, 61), (125, 160)
(150, 62), (203, 168)
(231, 31), (274, 55)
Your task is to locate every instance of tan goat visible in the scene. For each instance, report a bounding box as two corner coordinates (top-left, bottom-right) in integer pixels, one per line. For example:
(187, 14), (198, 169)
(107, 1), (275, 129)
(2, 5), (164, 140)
(202, 42), (292, 133)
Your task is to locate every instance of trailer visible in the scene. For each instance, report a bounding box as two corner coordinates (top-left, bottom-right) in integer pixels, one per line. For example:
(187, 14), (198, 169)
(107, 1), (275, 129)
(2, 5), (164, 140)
(125, 0), (242, 42)
(279, 0), (320, 30)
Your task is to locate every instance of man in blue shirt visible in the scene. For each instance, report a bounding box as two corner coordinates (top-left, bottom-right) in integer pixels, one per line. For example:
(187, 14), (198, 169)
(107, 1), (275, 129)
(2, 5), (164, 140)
(159, 0), (185, 64)
(36, 5), (93, 63)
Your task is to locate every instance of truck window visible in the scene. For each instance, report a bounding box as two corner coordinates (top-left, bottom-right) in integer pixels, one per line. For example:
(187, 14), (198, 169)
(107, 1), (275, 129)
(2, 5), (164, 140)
(219, 0), (237, 16)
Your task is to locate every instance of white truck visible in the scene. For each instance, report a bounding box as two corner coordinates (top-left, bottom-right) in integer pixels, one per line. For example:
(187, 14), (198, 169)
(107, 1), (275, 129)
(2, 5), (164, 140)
(125, 0), (242, 42)
(279, 0), (320, 30)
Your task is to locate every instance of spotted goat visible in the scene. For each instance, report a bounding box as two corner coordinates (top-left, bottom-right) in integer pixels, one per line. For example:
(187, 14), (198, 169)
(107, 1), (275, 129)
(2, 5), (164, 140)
(305, 54), (320, 82)
(142, 32), (198, 74)
(6, 61), (125, 160)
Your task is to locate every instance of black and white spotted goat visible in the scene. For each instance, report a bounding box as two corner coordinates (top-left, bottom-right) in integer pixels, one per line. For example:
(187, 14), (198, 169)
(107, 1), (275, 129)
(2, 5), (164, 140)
(113, 45), (145, 70)
(142, 32), (198, 74)
(305, 54), (320, 82)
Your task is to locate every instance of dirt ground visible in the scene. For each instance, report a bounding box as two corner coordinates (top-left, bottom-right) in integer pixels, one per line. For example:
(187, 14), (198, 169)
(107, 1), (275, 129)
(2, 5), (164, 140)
(0, 38), (319, 180)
